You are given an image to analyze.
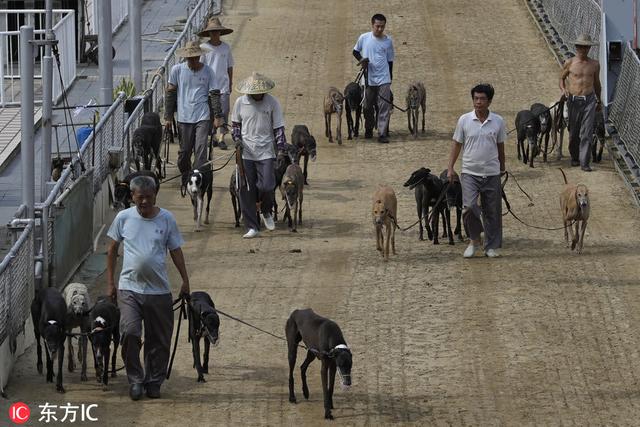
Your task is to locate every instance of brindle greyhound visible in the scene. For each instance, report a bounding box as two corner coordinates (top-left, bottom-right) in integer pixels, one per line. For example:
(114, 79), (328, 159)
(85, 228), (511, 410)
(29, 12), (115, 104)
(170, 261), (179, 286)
(286, 309), (352, 420)
(406, 82), (426, 138)
(324, 87), (344, 145)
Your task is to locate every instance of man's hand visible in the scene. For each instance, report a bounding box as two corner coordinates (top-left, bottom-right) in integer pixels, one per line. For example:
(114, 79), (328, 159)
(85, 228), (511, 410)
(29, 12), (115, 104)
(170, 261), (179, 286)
(358, 57), (369, 69)
(179, 281), (190, 300)
(164, 121), (172, 130)
(596, 100), (602, 112)
(447, 168), (458, 184)
(235, 140), (243, 150)
(107, 282), (117, 303)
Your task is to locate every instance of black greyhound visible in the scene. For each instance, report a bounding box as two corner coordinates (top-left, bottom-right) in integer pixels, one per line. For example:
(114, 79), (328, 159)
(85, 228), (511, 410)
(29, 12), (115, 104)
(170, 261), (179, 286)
(89, 297), (120, 388)
(273, 144), (298, 221)
(286, 308), (352, 420)
(189, 291), (220, 383)
(132, 112), (163, 177)
(439, 169), (464, 242)
(343, 82), (362, 140)
(113, 170), (160, 210)
(291, 125), (317, 185)
(229, 170), (242, 227)
(530, 103), (552, 162)
(515, 109), (541, 167)
(592, 110), (605, 163)
(404, 167), (452, 244)
(31, 287), (67, 393)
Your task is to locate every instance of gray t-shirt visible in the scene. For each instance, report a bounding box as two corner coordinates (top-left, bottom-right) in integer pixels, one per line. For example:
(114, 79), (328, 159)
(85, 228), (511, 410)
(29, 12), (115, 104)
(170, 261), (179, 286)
(353, 32), (394, 86)
(168, 62), (216, 123)
(107, 207), (184, 295)
(200, 41), (234, 94)
(231, 94), (285, 161)
(453, 111), (507, 177)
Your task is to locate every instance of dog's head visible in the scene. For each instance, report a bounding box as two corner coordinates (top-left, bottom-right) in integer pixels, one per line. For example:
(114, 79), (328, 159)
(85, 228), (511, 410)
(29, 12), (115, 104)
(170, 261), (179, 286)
(329, 345), (352, 389)
(306, 136), (317, 162)
(113, 178), (132, 210)
(132, 130), (145, 156)
(42, 319), (65, 359)
(282, 178), (299, 203)
(200, 309), (220, 346)
(186, 170), (204, 198)
(51, 157), (64, 182)
(404, 167), (431, 190)
(575, 184), (589, 209)
(372, 199), (390, 226)
(67, 289), (89, 317)
(406, 85), (421, 109)
(330, 91), (344, 113)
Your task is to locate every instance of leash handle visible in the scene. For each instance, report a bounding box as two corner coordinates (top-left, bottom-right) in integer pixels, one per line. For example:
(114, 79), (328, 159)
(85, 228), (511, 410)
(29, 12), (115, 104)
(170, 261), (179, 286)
(166, 297), (186, 379)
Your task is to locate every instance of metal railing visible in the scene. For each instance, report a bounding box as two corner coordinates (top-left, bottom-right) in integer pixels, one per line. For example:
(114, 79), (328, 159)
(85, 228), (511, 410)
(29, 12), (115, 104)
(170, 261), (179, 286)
(0, 9), (77, 107)
(85, 0), (128, 35)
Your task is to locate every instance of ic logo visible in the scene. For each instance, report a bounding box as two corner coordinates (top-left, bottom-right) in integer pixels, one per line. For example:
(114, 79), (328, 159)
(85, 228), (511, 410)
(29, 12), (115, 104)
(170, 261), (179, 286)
(9, 402), (30, 424)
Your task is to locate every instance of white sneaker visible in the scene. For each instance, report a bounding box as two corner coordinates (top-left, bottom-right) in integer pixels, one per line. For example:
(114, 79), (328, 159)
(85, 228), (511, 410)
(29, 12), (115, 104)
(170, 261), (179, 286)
(485, 249), (501, 258)
(261, 213), (275, 231)
(242, 228), (259, 239)
(463, 244), (478, 258)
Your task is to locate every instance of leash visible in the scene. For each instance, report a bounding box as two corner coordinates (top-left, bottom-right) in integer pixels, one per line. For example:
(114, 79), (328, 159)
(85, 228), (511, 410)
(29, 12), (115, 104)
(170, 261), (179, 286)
(506, 100), (560, 135)
(160, 150), (236, 184)
(378, 93), (407, 113)
(393, 181), (451, 232)
(166, 296), (187, 379)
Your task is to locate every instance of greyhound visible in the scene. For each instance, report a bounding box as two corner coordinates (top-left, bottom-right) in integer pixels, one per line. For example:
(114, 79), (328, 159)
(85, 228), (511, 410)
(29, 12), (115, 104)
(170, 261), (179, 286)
(553, 96), (569, 160)
(559, 168), (590, 253)
(372, 185), (398, 259)
(286, 308), (352, 420)
(31, 287), (67, 393)
(273, 144), (299, 222)
(530, 103), (552, 162)
(89, 296), (120, 388)
(229, 170), (242, 227)
(62, 283), (91, 381)
(515, 109), (541, 167)
(406, 82), (426, 138)
(132, 112), (163, 178)
(291, 125), (317, 185)
(280, 164), (305, 232)
(113, 170), (160, 210)
(188, 291), (220, 383)
(324, 87), (344, 144)
(439, 169), (464, 243)
(184, 165), (213, 232)
(404, 168), (450, 244)
(592, 110), (605, 163)
(343, 82), (362, 139)
(51, 157), (64, 182)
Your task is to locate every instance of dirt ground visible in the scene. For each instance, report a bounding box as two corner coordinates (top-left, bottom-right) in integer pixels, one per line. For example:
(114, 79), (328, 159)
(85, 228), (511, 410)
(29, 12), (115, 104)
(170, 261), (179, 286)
(3, 0), (640, 425)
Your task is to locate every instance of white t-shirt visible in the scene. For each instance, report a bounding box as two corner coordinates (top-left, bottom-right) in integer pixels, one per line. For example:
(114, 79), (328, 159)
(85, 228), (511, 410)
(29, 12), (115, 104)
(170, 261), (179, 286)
(353, 32), (394, 86)
(200, 41), (234, 94)
(231, 94), (285, 161)
(168, 62), (216, 123)
(453, 111), (507, 177)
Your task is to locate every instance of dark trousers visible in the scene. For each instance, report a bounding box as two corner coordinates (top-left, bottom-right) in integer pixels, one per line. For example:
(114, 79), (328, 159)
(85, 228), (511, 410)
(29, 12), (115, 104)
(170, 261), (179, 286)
(461, 174), (503, 250)
(178, 120), (211, 184)
(119, 290), (173, 388)
(364, 83), (392, 136)
(567, 93), (596, 167)
(239, 158), (276, 230)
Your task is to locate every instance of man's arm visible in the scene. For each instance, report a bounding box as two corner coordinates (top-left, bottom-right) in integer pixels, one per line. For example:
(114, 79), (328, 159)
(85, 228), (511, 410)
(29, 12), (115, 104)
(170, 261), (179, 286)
(106, 239), (120, 302)
(228, 67), (233, 94)
(165, 83), (178, 128)
(594, 61), (602, 103)
(388, 61), (393, 81)
(353, 49), (362, 62)
(169, 247), (190, 297)
(447, 141), (463, 183)
(498, 142), (506, 173)
(559, 59), (571, 97)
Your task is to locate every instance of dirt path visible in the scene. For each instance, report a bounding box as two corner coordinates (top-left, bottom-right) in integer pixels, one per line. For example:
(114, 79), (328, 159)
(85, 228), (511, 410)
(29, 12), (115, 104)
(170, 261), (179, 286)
(3, 0), (640, 425)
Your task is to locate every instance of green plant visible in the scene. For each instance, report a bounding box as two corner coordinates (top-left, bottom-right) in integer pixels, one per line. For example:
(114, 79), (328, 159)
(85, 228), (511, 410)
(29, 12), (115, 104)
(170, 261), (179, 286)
(113, 77), (137, 99)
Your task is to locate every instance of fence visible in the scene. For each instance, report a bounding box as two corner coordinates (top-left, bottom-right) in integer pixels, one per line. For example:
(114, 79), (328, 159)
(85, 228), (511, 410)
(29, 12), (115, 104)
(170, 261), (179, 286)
(532, 0), (602, 59)
(0, 9), (77, 107)
(85, 0), (129, 35)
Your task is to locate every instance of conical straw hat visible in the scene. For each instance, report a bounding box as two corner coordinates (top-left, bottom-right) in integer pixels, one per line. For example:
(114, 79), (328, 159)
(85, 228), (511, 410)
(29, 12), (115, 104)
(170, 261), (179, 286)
(177, 40), (206, 58)
(197, 17), (233, 37)
(235, 72), (276, 95)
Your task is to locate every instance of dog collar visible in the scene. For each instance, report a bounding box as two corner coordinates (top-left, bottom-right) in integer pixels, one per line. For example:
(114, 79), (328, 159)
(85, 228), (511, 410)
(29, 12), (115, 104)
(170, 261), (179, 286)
(334, 344), (349, 351)
(95, 316), (106, 326)
(48, 320), (57, 325)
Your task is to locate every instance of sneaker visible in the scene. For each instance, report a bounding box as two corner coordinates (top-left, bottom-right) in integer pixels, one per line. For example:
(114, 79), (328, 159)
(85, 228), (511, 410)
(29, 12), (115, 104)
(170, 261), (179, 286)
(261, 213), (276, 231)
(463, 244), (478, 258)
(364, 130), (373, 139)
(218, 140), (228, 150)
(571, 160), (580, 167)
(378, 135), (389, 143)
(485, 248), (501, 258)
(146, 385), (161, 399)
(243, 228), (259, 239)
(129, 383), (143, 401)
(581, 166), (593, 172)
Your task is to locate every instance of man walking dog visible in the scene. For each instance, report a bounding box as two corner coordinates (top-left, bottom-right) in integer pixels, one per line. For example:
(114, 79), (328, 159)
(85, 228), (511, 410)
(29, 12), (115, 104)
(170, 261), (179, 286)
(447, 84), (507, 259)
(559, 33), (602, 172)
(165, 41), (217, 186)
(231, 72), (290, 239)
(199, 17), (234, 150)
(107, 176), (190, 400)
(353, 13), (395, 143)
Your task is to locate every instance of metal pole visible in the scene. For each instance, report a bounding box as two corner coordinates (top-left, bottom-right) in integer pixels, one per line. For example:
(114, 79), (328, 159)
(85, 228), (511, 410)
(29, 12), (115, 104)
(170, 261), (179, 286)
(41, 0), (53, 201)
(130, 0), (143, 91)
(98, 0), (113, 106)
(20, 26), (35, 219)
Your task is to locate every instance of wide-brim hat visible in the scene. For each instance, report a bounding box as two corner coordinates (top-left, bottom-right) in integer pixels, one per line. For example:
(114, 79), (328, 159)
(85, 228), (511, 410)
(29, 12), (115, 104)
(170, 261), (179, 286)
(197, 17), (233, 37)
(572, 33), (598, 47)
(235, 72), (276, 95)
(177, 40), (206, 58)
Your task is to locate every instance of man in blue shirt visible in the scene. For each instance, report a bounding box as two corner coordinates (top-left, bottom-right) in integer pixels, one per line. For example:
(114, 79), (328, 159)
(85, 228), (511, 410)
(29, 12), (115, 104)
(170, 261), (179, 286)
(107, 176), (190, 400)
(353, 13), (395, 143)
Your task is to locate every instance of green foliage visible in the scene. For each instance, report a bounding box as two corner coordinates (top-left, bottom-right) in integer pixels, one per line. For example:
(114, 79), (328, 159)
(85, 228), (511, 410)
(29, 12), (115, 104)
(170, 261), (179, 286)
(113, 77), (137, 99)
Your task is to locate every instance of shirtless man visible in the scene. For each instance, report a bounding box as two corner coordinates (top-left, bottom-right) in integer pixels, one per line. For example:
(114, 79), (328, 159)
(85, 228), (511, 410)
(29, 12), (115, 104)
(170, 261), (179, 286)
(559, 34), (602, 172)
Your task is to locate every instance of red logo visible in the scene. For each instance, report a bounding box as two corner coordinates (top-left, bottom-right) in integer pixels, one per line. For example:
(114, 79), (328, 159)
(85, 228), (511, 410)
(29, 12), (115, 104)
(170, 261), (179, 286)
(9, 402), (30, 424)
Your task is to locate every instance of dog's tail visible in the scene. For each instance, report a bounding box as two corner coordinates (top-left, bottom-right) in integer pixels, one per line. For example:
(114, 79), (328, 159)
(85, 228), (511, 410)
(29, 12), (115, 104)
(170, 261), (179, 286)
(559, 168), (568, 185)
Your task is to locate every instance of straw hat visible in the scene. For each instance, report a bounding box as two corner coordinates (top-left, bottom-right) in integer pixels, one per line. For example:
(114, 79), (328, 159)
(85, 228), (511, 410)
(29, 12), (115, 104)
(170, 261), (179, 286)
(197, 17), (233, 37)
(235, 72), (276, 95)
(572, 33), (598, 47)
(177, 41), (206, 58)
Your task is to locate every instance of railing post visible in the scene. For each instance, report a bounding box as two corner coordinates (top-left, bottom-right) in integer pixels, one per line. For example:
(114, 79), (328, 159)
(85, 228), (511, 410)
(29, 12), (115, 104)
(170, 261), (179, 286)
(41, 0), (54, 202)
(20, 26), (35, 220)
(129, 0), (143, 91)
(98, 0), (113, 108)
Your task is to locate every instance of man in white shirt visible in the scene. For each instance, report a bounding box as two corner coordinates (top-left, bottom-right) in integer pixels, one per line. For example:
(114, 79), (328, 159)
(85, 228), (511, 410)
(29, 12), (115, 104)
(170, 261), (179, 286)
(353, 13), (395, 143)
(231, 72), (291, 239)
(165, 41), (216, 186)
(447, 84), (507, 258)
(199, 17), (234, 150)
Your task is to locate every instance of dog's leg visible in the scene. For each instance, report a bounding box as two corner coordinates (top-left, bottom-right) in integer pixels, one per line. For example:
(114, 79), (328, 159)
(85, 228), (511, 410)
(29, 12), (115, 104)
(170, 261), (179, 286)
(445, 207), (455, 245)
(203, 337), (210, 374)
(80, 334), (88, 382)
(56, 342), (65, 393)
(391, 221), (396, 255)
(572, 220), (579, 250)
(286, 318), (300, 403)
(517, 139), (522, 161)
(432, 207), (440, 245)
(303, 155), (309, 185)
(204, 188), (212, 225)
(407, 109), (412, 134)
(328, 362), (337, 410)
(196, 196), (204, 232)
(384, 220), (391, 260)
(337, 110), (343, 145)
(421, 100), (426, 133)
(416, 202), (424, 241)
(292, 200), (298, 232)
(578, 220), (587, 254)
(346, 103), (353, 140)
(300, 350), (315, 400)
(327, 113), (333, 143)
(563, 217), (570, 247)
(324, 113), (330, 139)
(355, 105), (361, 137)
(33, 322), (43, 374)
(321, 361), (333, 420)
(193, 334), (205, 382)
(298, 192), (303, 225)
(111, 327), (120, 378)
(102, 348), (110, 387)
(544, 132), (549, 162)
(375, 225), (382, 252)
(67, 335), (75, 372)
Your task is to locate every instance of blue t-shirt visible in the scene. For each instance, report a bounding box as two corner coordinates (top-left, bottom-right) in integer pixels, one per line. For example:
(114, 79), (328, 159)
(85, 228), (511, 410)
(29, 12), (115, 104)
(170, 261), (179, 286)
(107, 207), (184, 295)
(168, 62), (216, 124)
(353, 32), (394, 86)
